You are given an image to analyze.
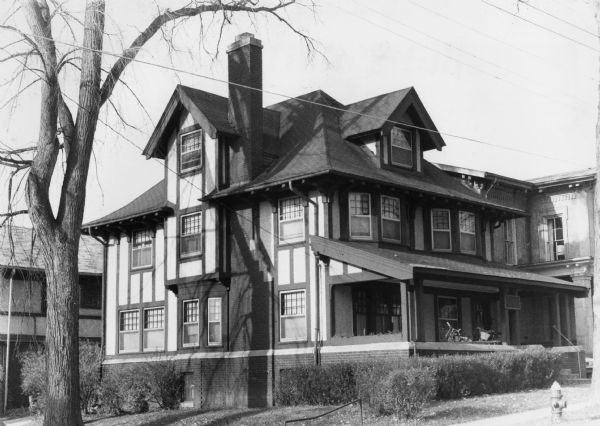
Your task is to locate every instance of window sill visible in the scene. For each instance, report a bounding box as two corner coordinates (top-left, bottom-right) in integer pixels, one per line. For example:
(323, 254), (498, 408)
(278, 239), (306, 247)
(131, 265), (153, 272)
(182, 343), (200, 348)
(180, 253), (203, 262)
(143, 348), (165, 353)
(179, 167), (202, 178)
(207, 343), (223, 348)
(280, 338), (308, 343)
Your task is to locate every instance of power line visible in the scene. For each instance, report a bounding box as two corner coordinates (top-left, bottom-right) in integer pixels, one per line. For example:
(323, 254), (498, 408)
(480, 0), (599, 53)
(406, 0), (597, 82)
(11, 29), (590, 167)
(517, 0), (598, 39)
(353, 0), (590, 108)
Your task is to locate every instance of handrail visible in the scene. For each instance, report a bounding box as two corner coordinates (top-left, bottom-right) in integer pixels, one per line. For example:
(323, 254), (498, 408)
(284, 399), (363, 425)
(552, 324), (584, 378)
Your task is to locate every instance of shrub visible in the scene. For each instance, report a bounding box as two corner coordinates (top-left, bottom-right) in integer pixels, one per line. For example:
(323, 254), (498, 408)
(99, 364), (149, 414)
(374, 367), (436, 419)
(275, 363), (356, 406)
(18, 347), (46, 412)
(79, 341), (103, 413)
(143, 361), (183, 409)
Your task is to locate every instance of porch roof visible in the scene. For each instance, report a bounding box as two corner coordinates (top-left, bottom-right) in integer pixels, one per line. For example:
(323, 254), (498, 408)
(310, 236), (587, 295)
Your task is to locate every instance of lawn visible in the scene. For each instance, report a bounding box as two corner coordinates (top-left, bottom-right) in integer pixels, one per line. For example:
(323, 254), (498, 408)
(82, 383), (593, 426)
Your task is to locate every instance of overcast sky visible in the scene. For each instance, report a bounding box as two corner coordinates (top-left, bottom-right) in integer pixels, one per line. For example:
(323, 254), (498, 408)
(0, 0), (597, 224)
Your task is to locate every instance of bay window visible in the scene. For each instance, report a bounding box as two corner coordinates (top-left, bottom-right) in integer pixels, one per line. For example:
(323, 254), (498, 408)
(349, 192), (372, 239)
(181, 213), (202, 257)
(207, 297), (222, 346)
(183, 300), (199, 347)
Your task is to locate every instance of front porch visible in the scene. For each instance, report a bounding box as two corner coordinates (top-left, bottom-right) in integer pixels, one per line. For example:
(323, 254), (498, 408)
(311, 237), (587, 352)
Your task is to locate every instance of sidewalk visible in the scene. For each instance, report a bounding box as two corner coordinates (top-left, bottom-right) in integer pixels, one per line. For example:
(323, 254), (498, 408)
(456, 400), (596, 425)
(0, 416), (36, 426)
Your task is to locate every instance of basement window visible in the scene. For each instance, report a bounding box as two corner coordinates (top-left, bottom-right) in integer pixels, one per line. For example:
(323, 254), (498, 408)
(180, 130), (203, 173)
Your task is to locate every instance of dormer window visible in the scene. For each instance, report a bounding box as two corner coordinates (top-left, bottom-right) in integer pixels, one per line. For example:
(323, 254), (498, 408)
(390, 127), (413, 168)
(349, 192), (372, 239)
(180, 130), (202, 173)
(431, 209), (451, 251)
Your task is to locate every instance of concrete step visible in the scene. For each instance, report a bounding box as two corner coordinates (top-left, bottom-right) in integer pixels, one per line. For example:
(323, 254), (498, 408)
(558, 377), (591, 385)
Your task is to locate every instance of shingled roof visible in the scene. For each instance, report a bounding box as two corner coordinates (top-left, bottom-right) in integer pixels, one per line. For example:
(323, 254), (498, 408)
(83, 180), (173, 228)
(207, 89), (524, 214)
(0, 225), (102, 274)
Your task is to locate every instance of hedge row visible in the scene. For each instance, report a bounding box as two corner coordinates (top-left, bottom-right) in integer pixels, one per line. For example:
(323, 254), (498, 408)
(275, 348), (561, 419)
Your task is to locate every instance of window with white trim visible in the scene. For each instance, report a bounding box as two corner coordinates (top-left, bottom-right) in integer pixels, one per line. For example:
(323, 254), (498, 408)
(143, 307), (164, 351)
(180, 130), (202, 173)
(119, 310), (139, 353)
(547, 216), (566, 261)
(279, 197), (305, 244)
(459, 211), (476, 254)
(181, 213), (202, 257)
(349, 192), (371, 239)
(390, 127), (413, 168)
(207, 297), (222, 346)
(183, 300), (199, 347)
(431, 209), (451, 251)
(381, 196), (401, 241)
(131, 230), (153, 269)
(280, 290), (306, 341)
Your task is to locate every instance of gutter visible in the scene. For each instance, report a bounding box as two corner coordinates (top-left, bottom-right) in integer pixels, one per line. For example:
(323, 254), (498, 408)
(288, 181), (321, 365)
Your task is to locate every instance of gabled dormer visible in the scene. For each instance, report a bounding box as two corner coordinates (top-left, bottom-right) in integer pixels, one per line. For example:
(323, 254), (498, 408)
(340, 87), (445, 174)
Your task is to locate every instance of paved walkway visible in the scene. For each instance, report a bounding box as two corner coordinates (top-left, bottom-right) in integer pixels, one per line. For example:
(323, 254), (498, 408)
(456, 400), (596, 425)
(0, 417), (35, 426)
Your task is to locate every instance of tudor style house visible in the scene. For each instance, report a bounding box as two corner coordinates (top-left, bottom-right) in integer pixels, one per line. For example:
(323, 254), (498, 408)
(0, 225), (102, 411)
(84, 33), (588, 408)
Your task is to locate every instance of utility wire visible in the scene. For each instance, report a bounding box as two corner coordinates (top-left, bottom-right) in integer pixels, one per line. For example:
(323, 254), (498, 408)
(353, 0), (590, 107)
(517, 0), (598, 39)
(406, 0), (597, 82)
(480, 0), (600, 53)
(11, 29), (590, 167)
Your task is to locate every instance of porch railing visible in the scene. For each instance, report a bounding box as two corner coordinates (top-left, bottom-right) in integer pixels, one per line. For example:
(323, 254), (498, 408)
(284, 399), (363, 425)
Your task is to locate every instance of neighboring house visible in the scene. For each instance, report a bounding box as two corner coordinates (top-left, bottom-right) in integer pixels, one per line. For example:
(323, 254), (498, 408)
(438, 165), (595, 355)
(84, 33), (587, 409)
(0, 226), (103, 410)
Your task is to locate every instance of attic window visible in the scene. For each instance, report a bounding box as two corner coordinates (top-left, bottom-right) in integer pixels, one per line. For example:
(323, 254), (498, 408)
(180, 130), (202, 173)
(390, 127), (413, 168)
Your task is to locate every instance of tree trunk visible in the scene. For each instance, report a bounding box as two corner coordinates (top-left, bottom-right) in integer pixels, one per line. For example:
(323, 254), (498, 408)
(41, 237), (82, 426)
(593, 0), (600, 397)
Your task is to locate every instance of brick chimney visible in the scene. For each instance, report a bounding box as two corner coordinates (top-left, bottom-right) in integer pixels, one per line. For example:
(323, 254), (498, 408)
(227, 33), (263, 183)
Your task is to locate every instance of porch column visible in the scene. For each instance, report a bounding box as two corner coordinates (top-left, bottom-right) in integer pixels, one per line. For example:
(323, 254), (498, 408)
(414, 279), (425, 342)
(499, 288), (510, 344)
(571, 273), (593, 354)
(400, 281), (409, 342)
(512, 290), (521, 345)
(320, 256), (332, 340)
(551, 293), (562, 346)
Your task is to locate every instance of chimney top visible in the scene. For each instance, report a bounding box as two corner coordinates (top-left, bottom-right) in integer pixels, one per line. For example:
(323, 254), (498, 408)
(227, 33), (263, 53)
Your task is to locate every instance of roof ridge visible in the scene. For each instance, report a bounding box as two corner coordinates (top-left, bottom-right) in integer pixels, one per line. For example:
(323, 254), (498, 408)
(344, 87), (413, 109)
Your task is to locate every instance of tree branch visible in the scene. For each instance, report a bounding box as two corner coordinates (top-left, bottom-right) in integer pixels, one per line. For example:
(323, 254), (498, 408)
(99, 0), (300, 106)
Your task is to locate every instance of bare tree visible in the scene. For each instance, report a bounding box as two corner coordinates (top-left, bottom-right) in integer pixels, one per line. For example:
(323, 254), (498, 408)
(0, 1), (314, 424)
(593, 0), (600, 398)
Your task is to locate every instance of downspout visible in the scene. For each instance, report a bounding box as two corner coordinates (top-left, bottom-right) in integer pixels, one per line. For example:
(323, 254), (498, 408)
(288, 181), (321, 365)
(4, 268), (15, 413)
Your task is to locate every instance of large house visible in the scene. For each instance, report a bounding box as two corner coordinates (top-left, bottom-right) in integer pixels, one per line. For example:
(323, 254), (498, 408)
(84, 33), (588, 408)
(0, 225), (103, 410)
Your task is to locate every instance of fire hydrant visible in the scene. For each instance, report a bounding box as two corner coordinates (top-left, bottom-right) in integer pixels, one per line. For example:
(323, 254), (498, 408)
(551, 381), (567, 422)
